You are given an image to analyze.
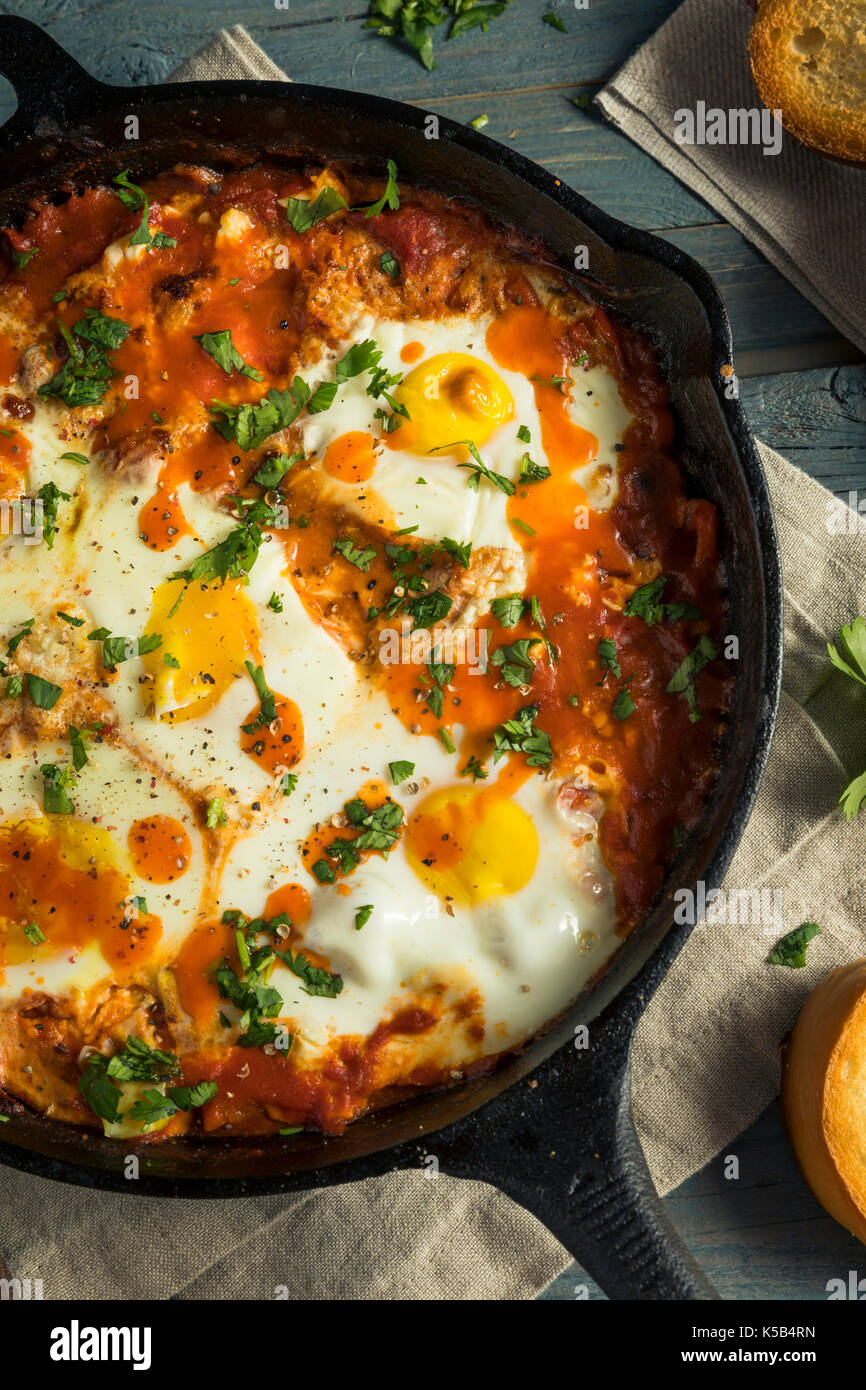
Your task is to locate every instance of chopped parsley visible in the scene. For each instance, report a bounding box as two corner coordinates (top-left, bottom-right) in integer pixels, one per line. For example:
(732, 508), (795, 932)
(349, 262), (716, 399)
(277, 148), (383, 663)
(194, 330), (263, 381)
(624, 575), (703, 627)
(69, 722), (99, 772)
(336, 338), (383, 384)
(312, 796), (405, 882)
(354, 904), (374, 931)
(438, 536), (472, 568)
(214, 922), (289, 1049)
(36, 480), (71, 549)
(242, 661), (277, 734)
(380, 250), (400, 278)
(39, 310), (131, 408)
(276, 944), (344, 998)
(767, 922), (820, 969)
(87, 627), (161, 668)
(460, 755), (488, 781)
(827, 617), (866, 821)
(285, 186), (347, 233)
(169, 498), (279, 600)
(430, 439), (514, 496)
(252, 450), (303, 489)
(357, 159), (400, 218)
(389, 759), (415, 785)
(79, 1036), (214, 1126)
(333, 536), (378, 572)
(267, 592), (284, 613)
(365, 1), (513, 71)
(518, 453), (550, 483)
(26, 673), (62, 709)
(112, 169), (177, 249)
(40, 762), (76, 815)
(404, 590), (453, 630)
(209, 379), (316, 451)
(492, 704), (552, 767)
(597, 637), (621, 681)
(491, 638), (537, 688)
(491, 594), (525, 629)
(7, 618), (34, 656)
(612, 687), (636, 720)
(665, 635), (717, 722)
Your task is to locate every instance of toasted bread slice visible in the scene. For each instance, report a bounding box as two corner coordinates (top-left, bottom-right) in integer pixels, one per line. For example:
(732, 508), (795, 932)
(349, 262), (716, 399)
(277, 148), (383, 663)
(782, 959), (866, 1245)
(749, 0), (866, 162)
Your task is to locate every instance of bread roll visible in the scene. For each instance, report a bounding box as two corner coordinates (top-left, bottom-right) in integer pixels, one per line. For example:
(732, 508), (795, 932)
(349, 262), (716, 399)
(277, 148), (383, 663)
(782, 959), (866, 1243)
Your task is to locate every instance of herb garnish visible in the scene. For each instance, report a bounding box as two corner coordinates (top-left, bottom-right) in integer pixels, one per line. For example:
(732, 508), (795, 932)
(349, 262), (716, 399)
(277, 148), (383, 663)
(38, 310), (131, 409)
(112, 170), (177, 249)
(665, 635), (717, 722)
(827, 617), (866, 820)
(365, 1), (513, 71)
(767, 921), (820, 969)
(194, 330), (263, 381)
(624, 575), (703, 627)
(78, 1036), (215, 1127)
(492, 704), (552, 767)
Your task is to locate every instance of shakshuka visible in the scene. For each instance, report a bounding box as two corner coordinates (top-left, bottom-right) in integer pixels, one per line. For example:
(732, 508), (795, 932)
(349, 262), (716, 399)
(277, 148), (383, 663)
(0, 160), (732, 1138)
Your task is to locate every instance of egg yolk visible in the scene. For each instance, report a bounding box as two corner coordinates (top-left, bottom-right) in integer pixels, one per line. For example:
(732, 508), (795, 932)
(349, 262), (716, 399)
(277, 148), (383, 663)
(405, 784), (538, 906)
(391, 353), (513, 456)
(141, 576), (261, 722)
(323, 431), (378, 484)
(0, 817), (162, 972)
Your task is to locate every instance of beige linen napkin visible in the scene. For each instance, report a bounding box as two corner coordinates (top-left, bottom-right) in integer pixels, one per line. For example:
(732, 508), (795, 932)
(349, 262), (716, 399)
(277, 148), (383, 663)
(596, 0), (866, 353)
(2, 26), (864, 1301)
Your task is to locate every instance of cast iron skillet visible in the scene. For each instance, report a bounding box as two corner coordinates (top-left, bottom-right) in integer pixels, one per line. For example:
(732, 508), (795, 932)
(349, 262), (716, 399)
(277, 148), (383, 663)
(0, 17), (783, 1300)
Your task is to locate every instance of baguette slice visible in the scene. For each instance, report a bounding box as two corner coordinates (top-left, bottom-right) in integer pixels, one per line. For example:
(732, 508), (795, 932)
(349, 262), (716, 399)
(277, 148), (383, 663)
(749, 0), (866, 162)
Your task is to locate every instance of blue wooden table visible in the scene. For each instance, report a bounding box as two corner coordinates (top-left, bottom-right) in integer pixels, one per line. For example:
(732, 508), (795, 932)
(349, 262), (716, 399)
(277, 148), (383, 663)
(1, 0), (863, 1301)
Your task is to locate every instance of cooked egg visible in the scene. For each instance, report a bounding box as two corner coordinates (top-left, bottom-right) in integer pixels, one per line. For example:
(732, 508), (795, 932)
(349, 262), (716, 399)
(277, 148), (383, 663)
(391, 353), (514, 456)
(141, 576), (261, 722)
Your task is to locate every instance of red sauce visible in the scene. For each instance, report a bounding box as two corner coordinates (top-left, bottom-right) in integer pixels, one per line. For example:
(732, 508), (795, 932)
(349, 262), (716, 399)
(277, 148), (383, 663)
(127, 815), (192, 884)
(0, 822), (162, 976)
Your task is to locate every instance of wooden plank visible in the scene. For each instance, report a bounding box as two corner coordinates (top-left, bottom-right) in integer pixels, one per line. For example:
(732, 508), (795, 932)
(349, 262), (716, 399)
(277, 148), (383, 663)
(540, 1098), (865, 1300)
(740, 364), (866, 494)
(661, 225), (860, 371)
(1, 0), (684, 99)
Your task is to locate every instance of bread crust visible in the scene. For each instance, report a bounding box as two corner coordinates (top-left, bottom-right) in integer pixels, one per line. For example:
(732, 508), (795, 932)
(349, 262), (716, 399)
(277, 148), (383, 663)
(782, 959), (866, 1244)
(749, 0), (866, 162)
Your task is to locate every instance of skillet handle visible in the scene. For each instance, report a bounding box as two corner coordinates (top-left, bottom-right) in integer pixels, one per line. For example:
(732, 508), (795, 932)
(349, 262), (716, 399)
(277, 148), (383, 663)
(0, 17), (106, 141)
(435, 987), (718, 1300)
